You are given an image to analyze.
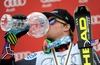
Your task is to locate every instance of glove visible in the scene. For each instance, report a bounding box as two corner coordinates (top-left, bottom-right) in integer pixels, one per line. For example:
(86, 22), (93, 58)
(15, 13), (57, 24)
(4, 25), (30, 45)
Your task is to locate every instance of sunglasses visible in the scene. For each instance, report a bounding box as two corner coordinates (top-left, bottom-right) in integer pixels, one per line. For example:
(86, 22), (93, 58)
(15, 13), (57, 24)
(49, 18), (67, 25)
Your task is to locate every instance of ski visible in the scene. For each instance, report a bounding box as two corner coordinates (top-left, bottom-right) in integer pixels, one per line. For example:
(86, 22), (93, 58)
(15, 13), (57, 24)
(74, 5), (94, 65)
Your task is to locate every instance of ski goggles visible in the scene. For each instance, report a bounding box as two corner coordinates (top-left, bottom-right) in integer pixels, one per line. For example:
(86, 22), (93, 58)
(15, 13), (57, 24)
(49, 18), (67, 25)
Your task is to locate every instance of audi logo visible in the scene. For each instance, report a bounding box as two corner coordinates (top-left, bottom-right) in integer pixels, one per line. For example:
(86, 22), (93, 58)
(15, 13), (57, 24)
(4, 0), (26, 8)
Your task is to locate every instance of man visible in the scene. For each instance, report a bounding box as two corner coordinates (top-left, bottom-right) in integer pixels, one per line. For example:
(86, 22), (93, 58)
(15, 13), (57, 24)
(0, 9), (100, 65)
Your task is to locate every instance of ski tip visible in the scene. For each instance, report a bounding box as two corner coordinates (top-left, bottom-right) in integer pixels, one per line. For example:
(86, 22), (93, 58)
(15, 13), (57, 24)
(74, 5), (90, 13)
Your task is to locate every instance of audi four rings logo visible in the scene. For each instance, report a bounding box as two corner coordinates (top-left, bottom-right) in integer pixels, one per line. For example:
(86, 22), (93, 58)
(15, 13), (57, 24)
(4, 0), (26, 8)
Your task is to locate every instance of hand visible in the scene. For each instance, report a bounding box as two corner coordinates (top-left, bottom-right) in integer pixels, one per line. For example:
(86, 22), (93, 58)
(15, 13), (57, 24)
(4, 25), (30, 45)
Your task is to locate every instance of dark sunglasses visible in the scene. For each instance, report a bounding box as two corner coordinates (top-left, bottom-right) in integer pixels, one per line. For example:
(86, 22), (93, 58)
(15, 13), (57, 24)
(49, 18), (67, 25)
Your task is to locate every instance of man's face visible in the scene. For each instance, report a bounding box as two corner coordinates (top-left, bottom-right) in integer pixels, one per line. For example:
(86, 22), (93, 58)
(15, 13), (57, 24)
(46, 16), (68, 41)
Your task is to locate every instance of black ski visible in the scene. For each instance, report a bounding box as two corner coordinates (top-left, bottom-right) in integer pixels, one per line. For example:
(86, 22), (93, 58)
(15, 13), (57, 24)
(74, 5), (94, 65)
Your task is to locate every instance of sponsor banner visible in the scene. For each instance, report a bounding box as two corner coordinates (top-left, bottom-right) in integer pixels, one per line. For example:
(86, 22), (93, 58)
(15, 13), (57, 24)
(0, 0), (100, 60)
